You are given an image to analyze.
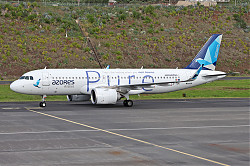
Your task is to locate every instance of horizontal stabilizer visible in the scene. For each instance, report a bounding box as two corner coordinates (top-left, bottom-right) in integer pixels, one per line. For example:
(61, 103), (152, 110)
(202, 73), (227, 77)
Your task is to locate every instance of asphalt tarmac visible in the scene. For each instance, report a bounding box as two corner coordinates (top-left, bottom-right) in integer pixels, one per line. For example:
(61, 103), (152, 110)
(0, 98), (249, 166)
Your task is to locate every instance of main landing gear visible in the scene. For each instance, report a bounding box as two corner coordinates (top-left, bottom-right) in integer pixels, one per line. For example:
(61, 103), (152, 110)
(39, 95), (47, 107)
(123, 100), (133, 107)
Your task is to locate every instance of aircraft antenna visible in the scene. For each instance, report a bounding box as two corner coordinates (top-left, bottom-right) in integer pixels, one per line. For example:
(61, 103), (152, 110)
(76, 20), (103, 69)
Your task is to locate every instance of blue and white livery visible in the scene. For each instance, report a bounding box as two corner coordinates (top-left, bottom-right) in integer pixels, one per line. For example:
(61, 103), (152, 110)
(10, 34), (226, 107)
(185, 34), (222, 70)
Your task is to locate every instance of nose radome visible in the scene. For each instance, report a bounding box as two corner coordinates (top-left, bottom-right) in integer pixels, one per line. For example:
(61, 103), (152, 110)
(10, 81), (18, 92)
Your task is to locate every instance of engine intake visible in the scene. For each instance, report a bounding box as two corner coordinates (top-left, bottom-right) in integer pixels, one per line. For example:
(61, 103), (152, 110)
(91, 88), (118, 104)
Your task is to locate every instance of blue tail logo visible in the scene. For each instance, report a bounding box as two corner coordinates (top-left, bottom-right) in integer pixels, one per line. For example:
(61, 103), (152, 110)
(185, 34), (222, 71)
(33, 79), (41, 88)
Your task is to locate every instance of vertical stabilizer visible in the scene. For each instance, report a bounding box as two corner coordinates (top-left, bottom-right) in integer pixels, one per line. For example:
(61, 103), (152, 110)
(185, 34), (222, 71)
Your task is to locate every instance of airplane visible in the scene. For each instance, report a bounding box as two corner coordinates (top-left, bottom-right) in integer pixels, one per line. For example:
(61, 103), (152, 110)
(10, 34), (226, 107)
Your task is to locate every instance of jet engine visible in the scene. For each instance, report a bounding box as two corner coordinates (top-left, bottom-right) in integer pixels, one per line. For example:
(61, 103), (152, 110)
(91, 88), (120, 104)
(67, 95), (90, 101)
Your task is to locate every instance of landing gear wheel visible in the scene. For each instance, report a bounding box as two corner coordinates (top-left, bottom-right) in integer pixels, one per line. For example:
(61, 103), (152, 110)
(123, 100), (128, 106)
(127, 100), (133, 107)
(39, 102), (46, 107)
(123, 100), (133, 107)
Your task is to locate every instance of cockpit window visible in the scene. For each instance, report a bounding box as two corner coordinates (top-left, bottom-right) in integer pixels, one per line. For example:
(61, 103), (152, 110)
(19, 76), (34, 80)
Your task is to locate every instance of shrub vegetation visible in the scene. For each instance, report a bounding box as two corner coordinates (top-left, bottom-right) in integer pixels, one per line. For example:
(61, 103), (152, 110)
(0, 2), (249, 79)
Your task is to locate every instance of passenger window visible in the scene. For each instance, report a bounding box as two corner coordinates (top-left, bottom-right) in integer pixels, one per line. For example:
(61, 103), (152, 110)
(30, 76), (33, 80)
(25, 76), (29, 80)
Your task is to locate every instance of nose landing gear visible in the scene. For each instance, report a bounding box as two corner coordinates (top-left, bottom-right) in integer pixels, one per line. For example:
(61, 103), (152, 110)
(39, 95), (47, 107)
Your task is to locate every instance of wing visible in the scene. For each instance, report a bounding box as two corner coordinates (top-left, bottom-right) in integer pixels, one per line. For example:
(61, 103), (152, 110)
(103, 65), (205, 94)
(99, 78), (187, 92)
(96, 65), (204, 93)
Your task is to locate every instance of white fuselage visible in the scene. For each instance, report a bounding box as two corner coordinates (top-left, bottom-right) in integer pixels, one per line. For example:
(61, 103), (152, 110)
(10, 68), (226, 96)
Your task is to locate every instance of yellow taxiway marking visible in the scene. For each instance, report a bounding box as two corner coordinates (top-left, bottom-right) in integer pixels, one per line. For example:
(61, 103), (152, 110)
(25, 107), (230, 166)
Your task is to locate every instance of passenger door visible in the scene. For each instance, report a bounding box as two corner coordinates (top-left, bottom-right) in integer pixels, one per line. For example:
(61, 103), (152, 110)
(42, 72), (50, 86)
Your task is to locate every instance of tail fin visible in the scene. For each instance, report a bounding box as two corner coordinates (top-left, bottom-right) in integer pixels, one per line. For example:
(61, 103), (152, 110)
(185, 34), (222, 71)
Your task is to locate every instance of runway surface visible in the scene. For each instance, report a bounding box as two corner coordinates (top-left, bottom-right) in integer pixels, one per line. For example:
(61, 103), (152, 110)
(0, 98), (249, 166)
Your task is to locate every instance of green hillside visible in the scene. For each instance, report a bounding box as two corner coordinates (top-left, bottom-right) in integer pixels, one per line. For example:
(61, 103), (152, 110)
(0, 2), (249, 79)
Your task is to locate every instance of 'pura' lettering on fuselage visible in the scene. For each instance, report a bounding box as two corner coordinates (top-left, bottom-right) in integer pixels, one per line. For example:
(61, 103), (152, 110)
(51, 71), (178, 92)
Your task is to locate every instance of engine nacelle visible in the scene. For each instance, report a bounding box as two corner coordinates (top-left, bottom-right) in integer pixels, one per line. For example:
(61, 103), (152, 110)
(67, 95), (90, 102)
(91, 88), (119, 104)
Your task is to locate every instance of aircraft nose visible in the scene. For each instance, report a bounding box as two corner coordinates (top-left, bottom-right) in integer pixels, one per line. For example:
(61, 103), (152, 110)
(10, 81), (19, 92)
